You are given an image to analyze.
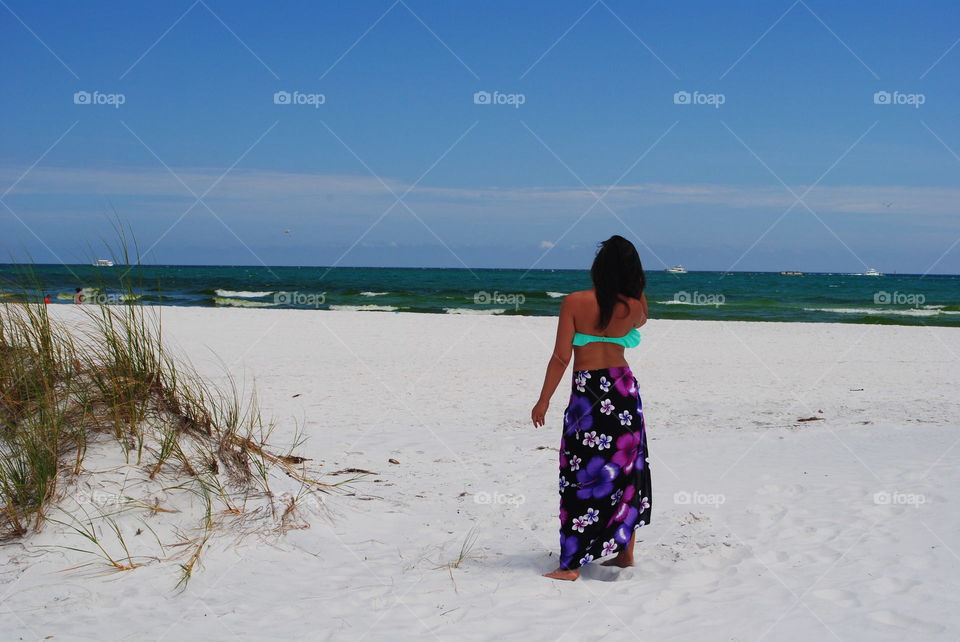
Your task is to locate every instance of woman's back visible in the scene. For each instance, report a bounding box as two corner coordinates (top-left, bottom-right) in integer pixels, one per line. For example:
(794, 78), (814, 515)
(569, 289), (646, 371)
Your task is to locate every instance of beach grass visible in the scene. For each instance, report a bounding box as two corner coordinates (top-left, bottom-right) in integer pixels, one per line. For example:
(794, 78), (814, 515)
(0, 250), (330, 586)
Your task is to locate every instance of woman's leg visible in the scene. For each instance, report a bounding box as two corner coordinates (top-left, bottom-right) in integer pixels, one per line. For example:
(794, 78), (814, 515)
(601, 530), (636, 567)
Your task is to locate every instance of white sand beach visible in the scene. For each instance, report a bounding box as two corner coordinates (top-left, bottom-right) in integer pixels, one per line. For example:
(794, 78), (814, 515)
(3, 307), (959, 640)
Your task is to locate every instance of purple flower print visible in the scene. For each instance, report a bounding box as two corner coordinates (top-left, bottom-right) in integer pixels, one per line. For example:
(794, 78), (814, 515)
(599, 399), (615, 415)
(610, 488), (624, 506)
(585, 507), (600, 524)
(574, 371), (591, 392)
(597, 434), (613, 450)
(612, 431), (643, 474)
(610, 486), (636, 524)
(608, 485), (643, 543)
(582, 431), (599, 447)
(572, 516), (587, 532)
(559, 532), (579, 568)
(569, 455), (582, 471)
(564, 394), (593, 436)
(559, 437), (567, 469)
(608, 367), (636, 397)
(599, 376), (611, 393)
(579, 553), (594, 566)
(618, 410), (632, 427)
(614, 506), (639, 544)
(575, 456), (621, 500)
(601, 538), (618, 556)
(639, 496), (650, 512)
(558, 476), (570, 493)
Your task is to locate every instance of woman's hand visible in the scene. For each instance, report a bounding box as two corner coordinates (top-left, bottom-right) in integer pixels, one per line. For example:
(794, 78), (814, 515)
(531, 399), (550, 428)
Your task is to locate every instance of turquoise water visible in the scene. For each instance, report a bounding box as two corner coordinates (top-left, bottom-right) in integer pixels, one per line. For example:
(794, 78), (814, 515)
(1, 264), (958, 327)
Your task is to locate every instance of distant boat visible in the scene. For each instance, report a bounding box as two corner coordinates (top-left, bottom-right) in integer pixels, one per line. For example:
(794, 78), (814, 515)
(93, 259), (114, 267)
(860, 268), (883, 276)
(665, 265), (687, 274)
(780, 270), (804, 276)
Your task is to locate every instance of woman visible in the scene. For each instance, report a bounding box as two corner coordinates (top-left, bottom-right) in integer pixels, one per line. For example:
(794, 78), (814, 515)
(532, 235), (652, 581)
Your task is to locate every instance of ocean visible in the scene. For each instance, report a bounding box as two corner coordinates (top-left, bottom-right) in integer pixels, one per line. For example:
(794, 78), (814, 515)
(1, 264), (958, 327)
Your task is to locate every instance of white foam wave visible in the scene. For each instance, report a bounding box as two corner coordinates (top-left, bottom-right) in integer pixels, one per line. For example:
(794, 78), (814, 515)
(215, 290), (273, 298)
(444, 307), (506, 315)
(329, 304), (398, 312)
(546, 292), (567, 298)
(803, 307), (945, 317)
(657, 299), (724, 306)
(214, 297), (277, 308)
(359, 291), (389, 297)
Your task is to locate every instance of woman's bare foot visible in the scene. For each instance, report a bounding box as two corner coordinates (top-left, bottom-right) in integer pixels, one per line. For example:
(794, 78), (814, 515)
(601, 553), (634, 568)
(542, 567), (580, 581)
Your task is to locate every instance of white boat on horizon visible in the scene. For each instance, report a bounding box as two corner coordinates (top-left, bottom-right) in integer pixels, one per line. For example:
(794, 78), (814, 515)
(859, 267), (883, 276)
(93, 259), (114, 267)
(665, 265), (687, 274)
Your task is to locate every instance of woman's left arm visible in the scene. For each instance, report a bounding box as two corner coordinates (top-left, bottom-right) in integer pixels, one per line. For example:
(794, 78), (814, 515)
(531, 296), (575, 428)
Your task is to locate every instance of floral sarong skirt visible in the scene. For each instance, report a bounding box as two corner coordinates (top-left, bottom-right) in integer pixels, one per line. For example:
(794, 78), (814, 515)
(557, 366), (652, 570)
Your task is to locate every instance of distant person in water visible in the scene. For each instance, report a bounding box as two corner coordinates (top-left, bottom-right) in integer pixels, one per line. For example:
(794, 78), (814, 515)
(73, 288), (85, 305)
(44, 294), (51, 305)
(532, 235), (652, 581)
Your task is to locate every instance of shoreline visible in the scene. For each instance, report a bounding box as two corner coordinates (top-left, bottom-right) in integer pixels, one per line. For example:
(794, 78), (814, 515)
(46, 301), (960, 325)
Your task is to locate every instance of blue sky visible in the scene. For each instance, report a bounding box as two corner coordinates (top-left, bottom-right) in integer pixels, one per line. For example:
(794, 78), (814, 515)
(1, 0), (958, 273)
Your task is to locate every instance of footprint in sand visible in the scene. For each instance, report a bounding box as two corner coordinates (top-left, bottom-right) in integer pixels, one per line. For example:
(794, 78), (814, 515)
(810, 588), (861, 608)
(669, 569), (721, 589)
(870, 576), (918, 595)
(900, 553), (935, 570)
(747, 503), (789, 526)
(584, 566), (634, 582)
(867, 610), (944, 634)
(650, 588), (690, 610)
(757, 550), (790, 565)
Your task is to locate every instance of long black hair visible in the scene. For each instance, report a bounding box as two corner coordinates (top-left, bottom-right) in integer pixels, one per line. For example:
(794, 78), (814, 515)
(590, 235), (646, 330)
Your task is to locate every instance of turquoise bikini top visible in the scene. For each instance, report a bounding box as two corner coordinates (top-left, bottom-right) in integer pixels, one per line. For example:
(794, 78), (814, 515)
(572, 327), (642, 348)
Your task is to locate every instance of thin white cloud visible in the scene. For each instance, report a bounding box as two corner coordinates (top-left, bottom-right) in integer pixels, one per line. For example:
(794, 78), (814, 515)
(2, 166), (958, 218)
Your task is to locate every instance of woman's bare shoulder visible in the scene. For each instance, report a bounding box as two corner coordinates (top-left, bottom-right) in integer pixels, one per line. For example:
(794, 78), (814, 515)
(562, 290), (595, 307)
